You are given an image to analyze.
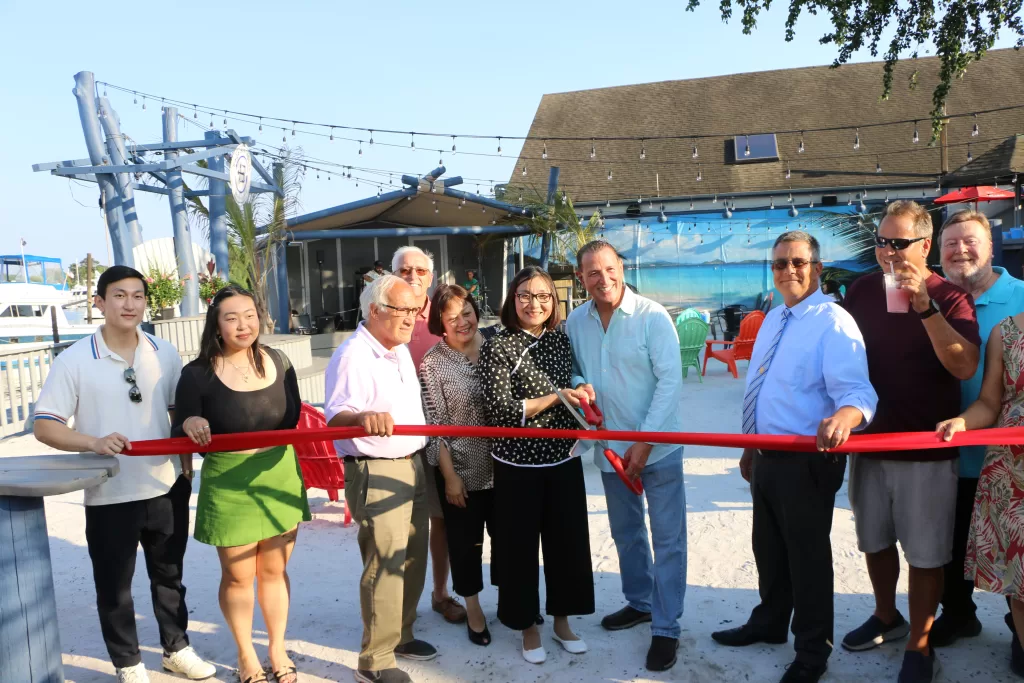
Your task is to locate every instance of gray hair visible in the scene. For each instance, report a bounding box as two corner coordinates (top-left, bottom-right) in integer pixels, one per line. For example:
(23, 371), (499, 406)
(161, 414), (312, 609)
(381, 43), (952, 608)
(773, 230), (821, 262)
(884, 200), (934, 239)
(360, 273), (403, 319)
(575, 240), (621, 270)
(391, 245), (435, 273)
(940, 209), (992, 239)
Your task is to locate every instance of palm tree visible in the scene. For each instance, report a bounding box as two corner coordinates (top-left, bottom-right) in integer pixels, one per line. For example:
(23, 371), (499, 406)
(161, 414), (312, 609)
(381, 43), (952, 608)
(506, 187), (602, 269)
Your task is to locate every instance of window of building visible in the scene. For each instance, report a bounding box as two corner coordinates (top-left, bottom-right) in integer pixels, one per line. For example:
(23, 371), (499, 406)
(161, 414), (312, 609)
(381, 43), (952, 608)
(731, 134), (779, 163)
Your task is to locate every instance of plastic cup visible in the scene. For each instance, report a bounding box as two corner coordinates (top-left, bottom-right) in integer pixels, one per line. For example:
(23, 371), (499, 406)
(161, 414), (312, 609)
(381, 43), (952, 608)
(884, 273), (911, 313)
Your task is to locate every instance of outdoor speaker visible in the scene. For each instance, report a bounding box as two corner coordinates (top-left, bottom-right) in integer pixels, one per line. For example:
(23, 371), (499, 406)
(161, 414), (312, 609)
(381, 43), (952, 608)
(316, 249), (325, 264)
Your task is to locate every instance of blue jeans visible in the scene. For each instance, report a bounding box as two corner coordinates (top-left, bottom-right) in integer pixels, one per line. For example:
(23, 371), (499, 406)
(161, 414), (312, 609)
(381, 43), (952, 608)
(600, 448), (687, 639)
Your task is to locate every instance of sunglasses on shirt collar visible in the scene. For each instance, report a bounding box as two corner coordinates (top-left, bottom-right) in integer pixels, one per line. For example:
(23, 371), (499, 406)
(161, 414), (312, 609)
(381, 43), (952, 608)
(124, 367), (142, 404)
(875, 235), (927, 250)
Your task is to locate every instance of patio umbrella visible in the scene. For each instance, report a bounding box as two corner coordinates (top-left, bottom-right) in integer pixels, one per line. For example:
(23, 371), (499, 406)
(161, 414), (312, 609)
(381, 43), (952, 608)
(934, 185), (1017, 205)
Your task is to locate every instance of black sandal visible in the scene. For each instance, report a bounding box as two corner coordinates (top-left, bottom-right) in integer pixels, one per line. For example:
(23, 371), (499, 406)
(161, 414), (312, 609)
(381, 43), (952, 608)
(272, 664), (298, 683)
(239, 670), (269, 683)
(467, 621), (492, 646)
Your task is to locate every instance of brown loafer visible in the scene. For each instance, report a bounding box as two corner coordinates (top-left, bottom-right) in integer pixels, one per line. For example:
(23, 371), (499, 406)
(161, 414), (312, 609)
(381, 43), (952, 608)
(432, 595), (467, 624)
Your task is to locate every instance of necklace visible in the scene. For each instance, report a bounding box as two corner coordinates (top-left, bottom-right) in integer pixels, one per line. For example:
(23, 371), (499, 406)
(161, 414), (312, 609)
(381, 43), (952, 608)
(226, 356), (253, 383)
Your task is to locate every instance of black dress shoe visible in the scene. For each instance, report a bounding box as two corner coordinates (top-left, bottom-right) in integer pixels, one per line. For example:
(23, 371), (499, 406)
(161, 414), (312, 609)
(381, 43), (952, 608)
(646, 636), (678, 671)
(601, 606), (653, 631)
(711, 623), (788, 647)
(1012, 636), (1024, 678)
(467, 620), (491, 646)
(929, 612), (982, 647)
(780, 661), (827, 683)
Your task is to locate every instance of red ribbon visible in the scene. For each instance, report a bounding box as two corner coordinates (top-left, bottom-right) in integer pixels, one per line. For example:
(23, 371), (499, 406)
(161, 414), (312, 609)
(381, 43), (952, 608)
(123, 425), (1024, 456)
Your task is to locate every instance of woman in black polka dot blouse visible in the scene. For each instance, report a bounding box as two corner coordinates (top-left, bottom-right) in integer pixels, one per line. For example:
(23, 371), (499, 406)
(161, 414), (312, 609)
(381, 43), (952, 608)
(479, 266), (595, 664)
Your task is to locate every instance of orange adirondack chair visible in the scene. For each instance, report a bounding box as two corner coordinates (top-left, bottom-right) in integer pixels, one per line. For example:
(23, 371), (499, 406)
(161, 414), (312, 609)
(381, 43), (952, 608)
(702, 310), (766, 379)
(294, 403), (351, 526)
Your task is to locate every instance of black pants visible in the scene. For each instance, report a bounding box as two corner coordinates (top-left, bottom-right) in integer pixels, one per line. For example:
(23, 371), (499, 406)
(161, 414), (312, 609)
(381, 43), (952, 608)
(493, 457), (595, 630)
(749, 451), (846, 667)
(84, 476), (192, 668)
(435, 469), (497, 597)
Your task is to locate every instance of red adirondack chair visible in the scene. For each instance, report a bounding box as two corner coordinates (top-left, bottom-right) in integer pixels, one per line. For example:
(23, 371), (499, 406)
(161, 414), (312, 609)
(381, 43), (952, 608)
(294, 403), (351, 526)
(702, 310), (766, 379)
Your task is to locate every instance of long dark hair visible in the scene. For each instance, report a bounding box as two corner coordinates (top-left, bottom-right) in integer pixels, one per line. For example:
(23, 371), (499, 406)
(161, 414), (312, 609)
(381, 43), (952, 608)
(198, 284), (266, 378)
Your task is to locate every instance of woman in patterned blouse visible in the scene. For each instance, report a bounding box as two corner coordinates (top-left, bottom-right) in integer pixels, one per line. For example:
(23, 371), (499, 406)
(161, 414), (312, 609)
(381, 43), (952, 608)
(479, 266), (595, 664)
(418, 284), (498, 647)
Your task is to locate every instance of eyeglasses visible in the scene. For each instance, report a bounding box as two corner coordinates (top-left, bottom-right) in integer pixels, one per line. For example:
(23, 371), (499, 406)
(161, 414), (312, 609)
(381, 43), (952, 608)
(515, 292), (554, 304)
(875, 235), (927, 250)
(770, 258), (819, 271)
(124, 367), (142, 404)
(381, 303), (420, 318)
(398, 267), (431, 277)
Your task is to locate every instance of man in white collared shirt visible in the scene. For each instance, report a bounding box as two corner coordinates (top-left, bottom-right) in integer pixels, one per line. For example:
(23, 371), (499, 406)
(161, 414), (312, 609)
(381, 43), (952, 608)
(710, 231), (877, 683)
(324, 274), (435, 683)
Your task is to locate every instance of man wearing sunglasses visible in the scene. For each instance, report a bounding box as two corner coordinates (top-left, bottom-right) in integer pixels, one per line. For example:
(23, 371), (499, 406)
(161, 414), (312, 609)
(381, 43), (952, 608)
(390, 245), (469, 628)
(34, 266), (215, 683)
(841, 200), (981, 683)
(711, 231), (876, 683)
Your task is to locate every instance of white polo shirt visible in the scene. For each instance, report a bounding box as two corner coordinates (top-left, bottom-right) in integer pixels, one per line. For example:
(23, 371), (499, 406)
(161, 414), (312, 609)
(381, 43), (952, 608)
(34, 326), (183, 506)
(324, 322), (428, 458)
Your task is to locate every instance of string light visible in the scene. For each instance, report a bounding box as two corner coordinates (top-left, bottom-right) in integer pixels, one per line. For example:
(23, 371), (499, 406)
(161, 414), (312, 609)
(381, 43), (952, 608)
(439, 152), (444, 165)
(541, 141), (548, 159)
(723, 205), (733, 219)
(451, 136), (456, 152)
(590, 140), (596, 159)
(522, 164), (528, 176)
(854, 128), (860, 150)
(369, 131), (374, 145)
(785, 164), (791, 180)
(607, 169), (613, 181)
(913, 121), (919, 144)
(696, 164), (702, 182)
(358, 141), (363, 155)
(972, 114), (980, 136)
(195, 105), (199, 119)
(329, 127), (334, 141)
(410, 133), (415, 148)
(291, 122), (296, 137)
(258, 117), (262, 131)
(769, 196), (775, 210)
(640, 139), (646, 160)
(744, 136), (751, 157)
(967, 144), (973, 163)
(133, 92), (137, 105)
(497, 137), (502, 155)
(789, 205), (799, 218)
(690, 199), (694, 210)
(223, 111), (227, 125)
(210, 114), (215, 128)
(876, 156), (882, 173)
(798, 132), (805, 154)
(692, 140), (699, 159)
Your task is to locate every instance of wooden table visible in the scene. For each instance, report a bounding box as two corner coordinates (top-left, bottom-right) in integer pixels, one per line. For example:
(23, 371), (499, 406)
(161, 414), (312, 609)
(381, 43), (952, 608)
(0, 453), (119, 683)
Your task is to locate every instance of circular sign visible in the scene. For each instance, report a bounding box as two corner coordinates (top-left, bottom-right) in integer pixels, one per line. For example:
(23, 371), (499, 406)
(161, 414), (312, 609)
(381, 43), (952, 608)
(229, 144), (252, 204)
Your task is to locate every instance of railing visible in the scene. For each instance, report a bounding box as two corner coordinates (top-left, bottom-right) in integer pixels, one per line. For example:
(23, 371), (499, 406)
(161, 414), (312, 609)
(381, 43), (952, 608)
(0, 342), (73, 437)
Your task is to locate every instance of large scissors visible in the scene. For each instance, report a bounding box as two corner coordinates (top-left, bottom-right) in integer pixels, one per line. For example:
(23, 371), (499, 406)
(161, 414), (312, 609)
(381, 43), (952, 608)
(556, 390), (644, 495)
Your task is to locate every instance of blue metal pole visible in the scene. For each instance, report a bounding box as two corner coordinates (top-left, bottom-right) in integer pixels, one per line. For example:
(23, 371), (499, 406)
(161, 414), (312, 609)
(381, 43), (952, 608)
(162, 107), (200, 316)
(0, 496), (64, 683)
(205, 132), (229, 280)
(274, 240), (290, 334)
(540, 166), (560, 270)
(73, 71), (132, 267)
(97, 97), (142, 249)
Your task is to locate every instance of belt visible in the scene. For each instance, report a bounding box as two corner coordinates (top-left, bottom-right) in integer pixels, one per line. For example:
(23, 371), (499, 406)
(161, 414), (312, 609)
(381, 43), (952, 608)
(343, 453), (416, 463)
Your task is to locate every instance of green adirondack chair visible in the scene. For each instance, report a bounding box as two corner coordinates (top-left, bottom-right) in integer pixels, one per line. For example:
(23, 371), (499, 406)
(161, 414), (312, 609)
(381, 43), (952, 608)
(675, 307), (702, 326)
(676, 316), (709, 382)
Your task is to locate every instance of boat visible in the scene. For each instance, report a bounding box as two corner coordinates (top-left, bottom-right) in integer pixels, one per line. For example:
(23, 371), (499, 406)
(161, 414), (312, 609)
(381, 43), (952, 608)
(1, 281), (100, 347)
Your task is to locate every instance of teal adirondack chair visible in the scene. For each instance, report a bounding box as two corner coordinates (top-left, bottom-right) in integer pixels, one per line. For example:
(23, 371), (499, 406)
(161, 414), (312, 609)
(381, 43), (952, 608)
(676, 316), (710, 382)
(675, 308), (702, 326)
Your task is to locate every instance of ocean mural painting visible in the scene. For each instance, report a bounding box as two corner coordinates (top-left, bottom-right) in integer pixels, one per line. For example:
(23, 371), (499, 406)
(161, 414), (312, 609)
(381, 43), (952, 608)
(526, 205), (878, 314)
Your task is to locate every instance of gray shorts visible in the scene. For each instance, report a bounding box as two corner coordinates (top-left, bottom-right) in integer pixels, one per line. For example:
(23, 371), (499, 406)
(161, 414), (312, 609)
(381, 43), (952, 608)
(848, 456), (958, 569)
(418, 450), (443, 519)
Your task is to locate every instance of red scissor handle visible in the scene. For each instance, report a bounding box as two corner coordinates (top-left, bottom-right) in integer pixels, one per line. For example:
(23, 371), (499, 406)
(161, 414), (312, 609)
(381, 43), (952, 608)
(604, 448), (644, 495)
(579, 396), (603, 428)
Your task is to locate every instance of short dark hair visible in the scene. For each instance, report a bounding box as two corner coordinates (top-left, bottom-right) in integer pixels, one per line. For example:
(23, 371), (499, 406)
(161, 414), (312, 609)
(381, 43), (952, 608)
(575, 240), (620, 270)
(374, 260), (385, 268)
(500, 266), (562, 332)
(96, 265), (148, 298)
(428, 284), (480, 337)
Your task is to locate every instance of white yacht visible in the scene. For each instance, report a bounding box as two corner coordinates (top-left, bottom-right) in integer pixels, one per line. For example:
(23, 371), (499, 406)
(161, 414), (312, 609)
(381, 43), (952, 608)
(0, 283), (100, 346)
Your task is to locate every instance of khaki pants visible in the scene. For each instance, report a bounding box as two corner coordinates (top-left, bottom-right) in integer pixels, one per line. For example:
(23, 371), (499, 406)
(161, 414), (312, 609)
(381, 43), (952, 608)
(344, 454), (428, 671)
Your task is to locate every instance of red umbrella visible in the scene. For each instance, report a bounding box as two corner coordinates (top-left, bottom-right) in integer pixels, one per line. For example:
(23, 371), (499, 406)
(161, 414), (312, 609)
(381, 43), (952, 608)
(934, 185), (1017, 205)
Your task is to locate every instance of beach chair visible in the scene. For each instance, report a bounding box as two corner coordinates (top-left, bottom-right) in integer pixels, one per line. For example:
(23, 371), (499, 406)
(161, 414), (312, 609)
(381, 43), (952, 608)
(675, 307), (702, 326)
(294, 403), (351, 526)
(676, 316), (709, 382)
(702, 310), (765, 379)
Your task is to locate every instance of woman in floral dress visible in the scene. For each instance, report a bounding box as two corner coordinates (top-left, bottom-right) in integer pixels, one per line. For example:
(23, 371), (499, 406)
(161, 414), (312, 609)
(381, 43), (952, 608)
(937, 313), (1024, 644)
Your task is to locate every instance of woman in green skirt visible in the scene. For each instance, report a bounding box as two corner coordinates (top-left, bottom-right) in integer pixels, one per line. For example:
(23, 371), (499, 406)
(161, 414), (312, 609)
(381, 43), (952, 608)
(173, 285), (310, 683)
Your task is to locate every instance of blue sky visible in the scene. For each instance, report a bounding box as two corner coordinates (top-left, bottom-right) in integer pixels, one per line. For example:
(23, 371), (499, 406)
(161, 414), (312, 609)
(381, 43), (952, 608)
(1, 0), (1019, 268)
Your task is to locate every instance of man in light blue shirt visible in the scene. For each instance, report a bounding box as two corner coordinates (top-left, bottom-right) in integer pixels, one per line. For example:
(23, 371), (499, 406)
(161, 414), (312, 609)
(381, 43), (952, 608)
(710, 231), (876, 683)
(935, 210), (1024, 668)
(566, 240), (685, 673)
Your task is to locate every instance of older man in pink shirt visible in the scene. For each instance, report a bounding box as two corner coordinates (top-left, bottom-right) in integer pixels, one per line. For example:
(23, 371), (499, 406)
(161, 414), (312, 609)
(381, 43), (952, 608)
(390, 246), (467, 626)
(326, 274), (435, 683)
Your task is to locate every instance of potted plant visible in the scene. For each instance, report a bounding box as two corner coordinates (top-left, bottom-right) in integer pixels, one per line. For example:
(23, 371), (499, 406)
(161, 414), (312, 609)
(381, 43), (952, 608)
(146, 268), (186, 320)
(198, 260), (227, 305)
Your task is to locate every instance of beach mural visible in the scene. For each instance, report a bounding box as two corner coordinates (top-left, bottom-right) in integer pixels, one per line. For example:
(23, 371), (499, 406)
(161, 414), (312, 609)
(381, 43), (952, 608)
(524, 205), (878, 314)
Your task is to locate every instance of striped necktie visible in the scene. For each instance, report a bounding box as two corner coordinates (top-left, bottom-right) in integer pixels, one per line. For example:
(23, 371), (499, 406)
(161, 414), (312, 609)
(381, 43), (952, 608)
(741, 308), (791, 435)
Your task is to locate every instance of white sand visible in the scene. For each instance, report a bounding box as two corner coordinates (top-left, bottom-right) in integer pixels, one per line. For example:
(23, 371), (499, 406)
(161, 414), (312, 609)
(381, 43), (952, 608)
(2, 363), (1015, 682)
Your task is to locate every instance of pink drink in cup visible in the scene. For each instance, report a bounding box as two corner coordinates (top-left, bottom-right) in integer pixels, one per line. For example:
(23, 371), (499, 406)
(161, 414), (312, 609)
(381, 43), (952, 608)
(884, 272), (911, 313)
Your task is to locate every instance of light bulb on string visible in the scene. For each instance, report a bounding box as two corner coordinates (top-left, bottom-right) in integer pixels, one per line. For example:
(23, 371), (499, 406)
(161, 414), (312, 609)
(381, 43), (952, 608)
(789, 205), (799, 218)
(809, 199), (815, 208)
(854, 128), (860, 150)
(291, 122), (296, 137)
(329, 128), (334, 142)
(410, 133), (415, 148)
(141, 96), (146, 110)
(692, 141), (699, 159)
(640, 139), (646, 160)
(689, 199), (694, 210)
(913, 121), (920, 143)
(522, 165), (528, 176)
(102, 83), (107, 96)
(482, 206), (486, 214)
(518, 192), (523, 201)
(723, 205), (732, 219)
(378, 188), (382, 197)
(649, 198), (655, 210)
(541, 141), (548, 159)
(223, 111), (227, 125)
(133, 92), (137, 105)
(606, 199), (611, 208)
(847, 193), (853, 205)
(359, 141), (363, 156)
(195, 106), (199, 119)
(770, 196), (775, 210)
(884, 190), (890, 203)
(210, 115), (215, 128)
(607, 169), (613, 181)
(590, 140), (596, 159)
(798, 132), (805, 154)
(876, 157), (882, 173)
(439, 153), (444, 165)
(967, 144), (973, 163)
(258, 117), (262, 131)
(562, 190), (567, 203)
(696, 164), (702, 182)
(785, 164), (791, 180)
(713, 194), (718, 204)
(788, 192), (793, 202)
(497, 137), (502, 155)
(744, 135), (751, 156)
(972, 114), (979, 137)
(858, 196), (868, 213)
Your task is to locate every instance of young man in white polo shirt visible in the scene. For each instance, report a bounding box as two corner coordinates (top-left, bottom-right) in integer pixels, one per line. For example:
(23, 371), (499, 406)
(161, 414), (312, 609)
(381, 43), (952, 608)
(33, 266), (216, 683)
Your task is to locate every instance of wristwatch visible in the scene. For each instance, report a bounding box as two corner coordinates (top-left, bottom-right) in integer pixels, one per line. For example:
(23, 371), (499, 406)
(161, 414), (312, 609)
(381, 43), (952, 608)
(918, 298), (941, 319)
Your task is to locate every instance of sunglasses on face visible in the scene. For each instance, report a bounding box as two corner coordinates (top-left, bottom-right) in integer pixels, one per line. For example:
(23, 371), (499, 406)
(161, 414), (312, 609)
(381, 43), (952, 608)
(124, 367), (142, 404)
(515, 292), (553, 304)
(875, 235), (927, 250)
(398, 267), (430, 277)
(771, 258), (819, 271)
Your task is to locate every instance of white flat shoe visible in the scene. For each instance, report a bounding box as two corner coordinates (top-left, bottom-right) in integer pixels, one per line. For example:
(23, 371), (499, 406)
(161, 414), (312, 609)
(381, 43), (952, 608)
(552, 633), (588, 654)
(522, 638), (547, 664)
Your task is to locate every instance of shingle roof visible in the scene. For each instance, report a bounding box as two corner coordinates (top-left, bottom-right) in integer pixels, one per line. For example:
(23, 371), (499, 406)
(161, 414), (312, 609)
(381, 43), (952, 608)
(507, 48), (1024, 203)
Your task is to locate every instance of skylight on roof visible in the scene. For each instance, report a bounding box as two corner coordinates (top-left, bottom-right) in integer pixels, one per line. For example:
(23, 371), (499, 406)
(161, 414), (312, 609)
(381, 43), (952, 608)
(732, 134), (779, 163)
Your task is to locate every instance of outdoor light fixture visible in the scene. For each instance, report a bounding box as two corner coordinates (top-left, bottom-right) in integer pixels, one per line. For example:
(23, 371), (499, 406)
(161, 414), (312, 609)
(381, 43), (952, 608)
(854, 128), (860, 150)
(876, 157), (882, 173)
(744, 136), (751, 156)
(439, 153), (444, 165)
(967, 145), (973, 163)
(608, 169), (613, 181)
(770, 196), (775, 210)
(692, 141), (699, 159)
(722, 205), (733, 219)
(522, 165), (528, 176)
(689, 199), (694, 210)
(606, 199), (611, 208)
(798, 132), (805, 154)
(133, 93), (137, 104)
(410, 133), (415, 148)
(785, 164), (791, 180)
(913, 122), (919, 144)
(858, 197), (868, 213)
(696, 164), (702, 182)
(591, 140), (596, 159)
(640, 140), (646, 160)
(369, 131), (374, 145)
(848, 193), (853, 205)
(789, 205), (799, 218)
(542, 141), (548, 159)
(329, 128), (334, 141)
(972, 114), (979, 136)
(359, 141), (363, 155)
(713, 194), (718, 203)
(497, 137), (502, 155)
(223, 112), (227, 125)
(291, 122), (296, 136)
(141, 97), (146, 110)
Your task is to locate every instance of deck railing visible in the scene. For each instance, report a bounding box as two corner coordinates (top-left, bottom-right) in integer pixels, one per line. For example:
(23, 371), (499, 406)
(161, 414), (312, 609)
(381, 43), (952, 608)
(0, 342), (73, 437)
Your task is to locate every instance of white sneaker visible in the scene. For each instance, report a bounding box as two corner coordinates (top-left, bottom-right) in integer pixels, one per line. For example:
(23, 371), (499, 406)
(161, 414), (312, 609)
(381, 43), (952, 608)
(162, 646), (218, 680)
(116, 663), (150, 683)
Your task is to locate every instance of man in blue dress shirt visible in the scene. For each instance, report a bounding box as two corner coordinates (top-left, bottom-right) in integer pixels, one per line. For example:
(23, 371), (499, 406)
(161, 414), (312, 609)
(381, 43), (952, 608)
(710, 231), (877, 683)
(567, 240), (685, 672)
(935, 210), (1024, 673)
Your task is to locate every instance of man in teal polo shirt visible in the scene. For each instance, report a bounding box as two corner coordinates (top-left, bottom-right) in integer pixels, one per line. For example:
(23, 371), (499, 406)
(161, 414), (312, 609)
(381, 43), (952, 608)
(936, 210), (1024, 672)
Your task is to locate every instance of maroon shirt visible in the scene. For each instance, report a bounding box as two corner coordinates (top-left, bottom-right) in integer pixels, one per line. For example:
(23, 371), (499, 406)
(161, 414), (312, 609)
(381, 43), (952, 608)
(843, 271), (981, 461)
